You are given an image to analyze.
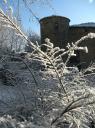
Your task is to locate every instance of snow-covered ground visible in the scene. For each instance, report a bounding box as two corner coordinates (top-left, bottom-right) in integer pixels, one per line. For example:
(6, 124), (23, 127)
(0, 55), (95, 128)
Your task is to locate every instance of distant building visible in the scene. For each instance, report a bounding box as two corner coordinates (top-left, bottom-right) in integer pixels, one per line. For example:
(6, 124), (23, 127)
(40, 15), (95, 69)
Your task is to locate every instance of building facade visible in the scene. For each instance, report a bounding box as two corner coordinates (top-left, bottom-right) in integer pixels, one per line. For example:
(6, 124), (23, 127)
(40, 15), (95, 69)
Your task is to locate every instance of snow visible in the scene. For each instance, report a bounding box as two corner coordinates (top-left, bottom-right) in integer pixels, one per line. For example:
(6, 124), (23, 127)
(0, 55), (95, 127)
(71, 22), (95, 27)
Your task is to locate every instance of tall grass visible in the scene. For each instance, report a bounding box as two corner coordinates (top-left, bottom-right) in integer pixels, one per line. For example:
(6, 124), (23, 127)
(1, 8), (95, 128)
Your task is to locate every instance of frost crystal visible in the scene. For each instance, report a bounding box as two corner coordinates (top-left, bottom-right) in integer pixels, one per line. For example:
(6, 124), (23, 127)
(78, 46), (88, 53)
(88, 32), (95, 39)
(83, 46), (88, 53)
(45, 38), (50, 43)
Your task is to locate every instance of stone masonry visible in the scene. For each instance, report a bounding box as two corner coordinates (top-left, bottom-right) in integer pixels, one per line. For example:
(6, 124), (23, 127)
(40, 15), (95, 69)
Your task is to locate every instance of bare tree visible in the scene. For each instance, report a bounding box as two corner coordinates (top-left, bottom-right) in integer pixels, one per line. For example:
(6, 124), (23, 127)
(25, 31), (40, 52)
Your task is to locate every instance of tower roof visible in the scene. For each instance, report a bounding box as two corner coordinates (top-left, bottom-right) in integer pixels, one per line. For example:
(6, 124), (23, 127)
(40, 15), (70, 23)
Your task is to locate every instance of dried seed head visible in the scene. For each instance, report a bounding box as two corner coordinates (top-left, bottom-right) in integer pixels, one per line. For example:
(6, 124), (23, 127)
(45, 38), (50, 43)
(66, 43), (71, 49)
(83, 46), (88, 53)
(78, 46), (88, 53)
(87, 33), (95, 39)
(70, 50), (76, 56)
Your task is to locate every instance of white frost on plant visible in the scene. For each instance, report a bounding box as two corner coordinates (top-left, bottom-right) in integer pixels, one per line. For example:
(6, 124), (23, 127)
(88, 88), (95, 95)
(3, 0), (7, 4)
(0, 8), (4, 13)
(69, 50), (76, 56)
(78, 46), (88, 53)
(45, 38), (54, 48)
(87, 32), (95, 39)
(45, 38), (50, 43)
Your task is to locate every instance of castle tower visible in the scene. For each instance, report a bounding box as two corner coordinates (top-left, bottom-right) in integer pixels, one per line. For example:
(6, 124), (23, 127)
(40, 15), (70, 48)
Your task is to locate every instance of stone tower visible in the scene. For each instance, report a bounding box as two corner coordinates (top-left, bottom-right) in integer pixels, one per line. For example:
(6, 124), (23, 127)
(40, 15), (70, 48)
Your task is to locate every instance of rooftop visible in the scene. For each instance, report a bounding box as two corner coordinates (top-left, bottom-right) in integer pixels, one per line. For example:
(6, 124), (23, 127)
(71, 22), (95, 27)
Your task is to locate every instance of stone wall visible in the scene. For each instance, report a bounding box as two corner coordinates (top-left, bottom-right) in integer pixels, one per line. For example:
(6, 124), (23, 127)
(40, 16), (70, 48)
(68, 26), (95, 42)
(40, 15), (95, 68)
(68, 27), (95, 68)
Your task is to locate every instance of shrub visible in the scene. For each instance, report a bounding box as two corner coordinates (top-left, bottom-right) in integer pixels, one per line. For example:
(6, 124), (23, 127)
(1, 8), (95, 128)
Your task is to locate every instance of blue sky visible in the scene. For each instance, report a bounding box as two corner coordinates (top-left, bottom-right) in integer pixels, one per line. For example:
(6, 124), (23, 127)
(0, 0), (95, 34)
